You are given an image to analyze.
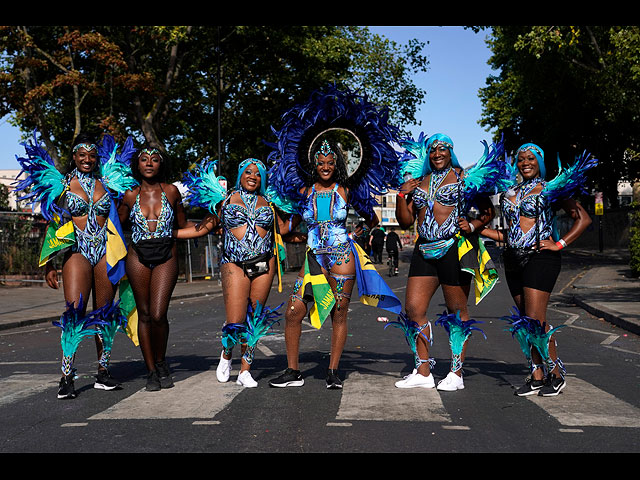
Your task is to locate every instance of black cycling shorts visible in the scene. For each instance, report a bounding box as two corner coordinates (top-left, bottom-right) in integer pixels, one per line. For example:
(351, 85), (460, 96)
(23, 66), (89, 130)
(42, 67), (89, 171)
(504, 249), (561, 296)
(408, 238), (471, 286)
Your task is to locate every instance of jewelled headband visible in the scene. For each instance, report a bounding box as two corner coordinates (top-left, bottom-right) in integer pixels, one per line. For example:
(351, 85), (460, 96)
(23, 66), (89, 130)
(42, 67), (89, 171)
(517, 145), (543, 158)
(429, 140), (454, 151)
(139, 148), (163, 160)
(314, 140), (336, 162)
(72, 143), (97, 153)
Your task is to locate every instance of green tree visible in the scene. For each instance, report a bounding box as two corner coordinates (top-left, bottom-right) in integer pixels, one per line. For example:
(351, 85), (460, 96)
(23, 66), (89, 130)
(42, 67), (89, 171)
(1, 26), (428, 182)
(475, 26), (640, 206)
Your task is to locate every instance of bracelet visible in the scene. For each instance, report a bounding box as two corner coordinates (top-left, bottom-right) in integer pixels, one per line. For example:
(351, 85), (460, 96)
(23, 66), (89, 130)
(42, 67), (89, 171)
(556, 239), (567, 249)
(397, 192), (406, 199)
(468, 222), (475, 233)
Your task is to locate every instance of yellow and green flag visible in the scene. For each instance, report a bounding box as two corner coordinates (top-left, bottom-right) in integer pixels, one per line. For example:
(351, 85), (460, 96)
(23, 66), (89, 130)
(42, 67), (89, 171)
(457, 233), (499, 305)
(301, 250), (336, 329)
(271, 206), (287, 293)
(39, 215), (75, 267)
(118, 276), (139, 346)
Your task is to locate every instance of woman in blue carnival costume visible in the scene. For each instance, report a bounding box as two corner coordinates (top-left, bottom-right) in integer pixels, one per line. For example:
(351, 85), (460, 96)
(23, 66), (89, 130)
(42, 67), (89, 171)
(479, 143), (596, 397)
(176, 158), (295, 388)
(117, 146), (192, 391)
(392, 132), (510, 392)
(265, 85), (402, 390)
(14, 132), (135, 399)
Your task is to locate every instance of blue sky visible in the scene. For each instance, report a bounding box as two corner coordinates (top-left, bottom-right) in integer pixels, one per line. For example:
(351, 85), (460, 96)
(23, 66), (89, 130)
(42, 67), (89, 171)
(0, 26), (496, 170)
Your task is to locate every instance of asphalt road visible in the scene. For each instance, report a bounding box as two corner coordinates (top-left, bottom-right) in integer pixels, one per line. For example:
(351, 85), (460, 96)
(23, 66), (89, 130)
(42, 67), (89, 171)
(1, 247), (639, 454)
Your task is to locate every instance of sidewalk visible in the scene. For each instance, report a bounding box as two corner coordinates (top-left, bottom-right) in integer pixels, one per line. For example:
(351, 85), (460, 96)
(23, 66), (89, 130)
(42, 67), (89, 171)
(568, 249), (640, 336)
(1, 250), (639, 336)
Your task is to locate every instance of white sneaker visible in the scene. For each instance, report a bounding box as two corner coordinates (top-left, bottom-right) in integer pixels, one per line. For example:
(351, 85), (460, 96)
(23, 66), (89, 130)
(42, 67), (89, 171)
(436, 371), (464, 391)
(395, 369), (435, 389)
(216, 352), (232, 383)
(236, 370), (258, 388)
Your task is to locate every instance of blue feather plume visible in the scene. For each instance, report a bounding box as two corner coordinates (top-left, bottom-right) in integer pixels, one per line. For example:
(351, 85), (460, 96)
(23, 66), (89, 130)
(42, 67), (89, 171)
(181, 159), (227, 213)
(12, 130), (66, 221)
(94, 300), (128, 353)
(384, 311), (433, 368)
(500, 305), (535, 362)
(461, 135), (515, 203)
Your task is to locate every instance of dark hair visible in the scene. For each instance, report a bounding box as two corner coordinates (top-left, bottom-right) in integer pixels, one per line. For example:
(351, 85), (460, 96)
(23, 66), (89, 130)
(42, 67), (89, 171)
(131, 148), (170, 183)
(309, 142), (349, 186)
(65, 133), (99, 175)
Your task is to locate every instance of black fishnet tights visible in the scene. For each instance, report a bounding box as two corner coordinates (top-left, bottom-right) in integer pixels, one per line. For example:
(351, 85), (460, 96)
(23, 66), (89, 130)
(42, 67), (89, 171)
(126, 246), (178, 372)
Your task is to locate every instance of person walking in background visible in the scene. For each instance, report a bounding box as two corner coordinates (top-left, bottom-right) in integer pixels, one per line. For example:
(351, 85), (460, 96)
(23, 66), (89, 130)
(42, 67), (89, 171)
(369, 225), (386, 263)
(385, 227), (402, 275)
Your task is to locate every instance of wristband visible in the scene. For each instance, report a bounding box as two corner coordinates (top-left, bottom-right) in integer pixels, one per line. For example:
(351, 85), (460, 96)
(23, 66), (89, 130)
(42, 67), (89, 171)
(468, 222), (475, 233)
(397, 192), (406, 199)
(556, 239), (567, 249)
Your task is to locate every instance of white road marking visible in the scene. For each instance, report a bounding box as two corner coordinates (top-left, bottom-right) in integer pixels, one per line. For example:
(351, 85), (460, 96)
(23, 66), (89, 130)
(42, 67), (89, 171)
(333, 371), (451, 424)
(89, 369), (243, 420)
(0, 374), (59, 406)
(526, 376), (640, 428)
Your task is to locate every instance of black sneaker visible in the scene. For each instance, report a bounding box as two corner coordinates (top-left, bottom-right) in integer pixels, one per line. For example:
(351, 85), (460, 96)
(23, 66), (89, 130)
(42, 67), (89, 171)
(94, 369), (122, 391)
(326, 369), (343, 389)
(146, 370), (161, 392)
(538, 374), (566, 397)
(155, 360), (174, 389)
(515, 377), (545, 396)
(268, 368), (304, 388)
(57, 375), (77, 399)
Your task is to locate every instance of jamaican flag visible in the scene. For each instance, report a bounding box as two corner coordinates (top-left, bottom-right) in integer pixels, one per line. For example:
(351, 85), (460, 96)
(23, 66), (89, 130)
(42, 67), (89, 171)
(39, 214), (75, 267)
(457, 233), (498, 305)
(118, 276), (139, 346)
(350, 240), (402, 314)
(271, 205), (287, 293)
(301, 249), (336, 329)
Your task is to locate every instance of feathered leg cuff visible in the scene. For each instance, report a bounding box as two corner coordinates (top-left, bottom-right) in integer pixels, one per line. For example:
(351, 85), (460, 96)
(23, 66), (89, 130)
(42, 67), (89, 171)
(435, 310), (486, 372)
(384, 311), (435, 370)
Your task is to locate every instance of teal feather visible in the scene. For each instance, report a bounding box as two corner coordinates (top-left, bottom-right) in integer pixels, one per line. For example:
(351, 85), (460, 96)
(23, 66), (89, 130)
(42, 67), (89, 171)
(500, 306), (534, 362)
(243, 301), (283, 348)
(397, 132), (430, 182)
(384, 311), (432, 367)
(265, 184), (299, 214)
(97, 134), (139, 198)
(52, 295), (109, 358)
(95, 300), (128, 353)
(182, 160), (227, 213)
(435, 310), (486, 356)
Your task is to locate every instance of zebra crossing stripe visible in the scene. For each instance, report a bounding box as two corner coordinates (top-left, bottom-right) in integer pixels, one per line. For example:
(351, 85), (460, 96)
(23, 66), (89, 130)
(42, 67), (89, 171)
(526, 376), (640, 428)
(334, 371), (452, 423)
(89, 369), (242, 420)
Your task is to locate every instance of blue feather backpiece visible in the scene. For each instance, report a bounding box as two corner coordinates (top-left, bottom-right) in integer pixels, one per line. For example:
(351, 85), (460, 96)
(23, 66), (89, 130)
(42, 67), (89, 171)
(396, 132), (431, 182)
(461, 136), (514, 203)
(181, 159), (227, 213)
(542, 150), (598, 204)
(13, 130), (66, 222)
(266, 84), (402, 219)
(52, 295), (109, 358)
(435, 310), (486, 356)
(97, 134), (139, 198)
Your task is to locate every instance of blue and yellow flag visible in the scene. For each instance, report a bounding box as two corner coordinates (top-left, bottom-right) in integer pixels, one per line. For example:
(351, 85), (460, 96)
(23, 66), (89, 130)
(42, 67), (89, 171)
(271, 205), (287, 293)
(350, 240), (402, 314)
(301, 250), (336, 329)
(105, 197), (127, 285)
(457, 233), (498, 305)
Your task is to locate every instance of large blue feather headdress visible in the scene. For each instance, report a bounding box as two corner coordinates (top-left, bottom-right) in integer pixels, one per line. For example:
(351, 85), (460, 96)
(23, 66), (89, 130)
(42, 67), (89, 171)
(516, 143), (545, 179)
(235, 158), (267, 197)
(265, 84), (402, 219)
